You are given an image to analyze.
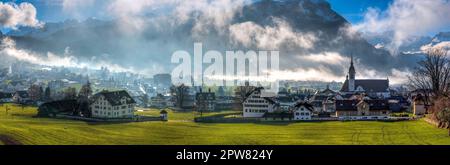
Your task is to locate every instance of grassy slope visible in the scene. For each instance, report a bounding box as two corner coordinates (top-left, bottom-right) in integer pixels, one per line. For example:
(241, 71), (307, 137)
(0, 104), (449, 145)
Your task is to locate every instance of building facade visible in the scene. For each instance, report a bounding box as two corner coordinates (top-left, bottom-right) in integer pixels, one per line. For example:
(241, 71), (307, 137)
(293, 102), (313, 120)
(195, 89), (216, 112)
(90, 90), (136, 119)
(335, 99), (390, 119)
(243, 87), (278, 118)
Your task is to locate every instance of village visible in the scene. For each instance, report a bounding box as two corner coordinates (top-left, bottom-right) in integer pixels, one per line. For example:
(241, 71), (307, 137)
(0, 56), (428, 123)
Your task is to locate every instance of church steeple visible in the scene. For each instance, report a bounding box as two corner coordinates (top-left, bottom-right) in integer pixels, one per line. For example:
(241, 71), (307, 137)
(348, 54), (356, 92)
(349, 54), (355, 80)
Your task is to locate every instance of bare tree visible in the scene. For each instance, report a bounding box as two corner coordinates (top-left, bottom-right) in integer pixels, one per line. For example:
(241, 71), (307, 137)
(28, 84), (43, 102)
(409, 48), (450, 102)
(64, 87), (77, 100)
(234, 82), (256, 110)
(77, 81), (93, 117)
(170, 84), (189, 109)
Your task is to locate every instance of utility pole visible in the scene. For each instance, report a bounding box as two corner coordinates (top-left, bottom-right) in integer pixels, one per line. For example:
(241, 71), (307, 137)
(5, 105), (10, 115)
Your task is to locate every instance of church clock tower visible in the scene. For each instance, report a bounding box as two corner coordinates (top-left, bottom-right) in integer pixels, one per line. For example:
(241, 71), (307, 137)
(348, 55), (356, 92)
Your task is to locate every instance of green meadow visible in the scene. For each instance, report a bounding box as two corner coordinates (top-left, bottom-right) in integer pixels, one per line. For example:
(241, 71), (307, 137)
(0, 103), (449, 145)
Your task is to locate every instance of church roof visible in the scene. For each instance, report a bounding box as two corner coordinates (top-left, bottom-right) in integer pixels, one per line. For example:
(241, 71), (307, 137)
(340, 79), (389, 93)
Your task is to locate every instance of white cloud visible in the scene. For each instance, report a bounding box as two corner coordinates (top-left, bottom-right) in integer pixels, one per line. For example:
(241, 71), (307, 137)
(374, 43), (384, 49)
(420, 41), (450, 55)
(0, 2), (43, 29)
(352, 0), (450, 54)
(0, 37), (143, 74)
(354, 67), (410, 85)
(229, 18), (317, 49)
(62, 0), (95, 18)
(107, 0), (247, 35)
(268, 69), (342, 82)
(298, 52), (349, 65)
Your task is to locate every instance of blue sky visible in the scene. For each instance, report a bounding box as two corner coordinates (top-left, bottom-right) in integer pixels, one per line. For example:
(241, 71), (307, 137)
(1, 0), (448, 36)
(1, 0), (391, 24)
(327, 0), (392, 24)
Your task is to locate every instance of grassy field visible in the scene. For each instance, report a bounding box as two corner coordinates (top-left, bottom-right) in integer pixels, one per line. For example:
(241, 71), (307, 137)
(0, 103), (449, 145)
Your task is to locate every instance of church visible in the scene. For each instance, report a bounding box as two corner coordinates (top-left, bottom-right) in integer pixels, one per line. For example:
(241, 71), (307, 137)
(340, 56), (390, 98)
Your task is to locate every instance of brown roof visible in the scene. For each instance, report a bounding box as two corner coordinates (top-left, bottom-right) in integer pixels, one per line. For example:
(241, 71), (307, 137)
(340, 79), (389, 93)
(92, 90), (136, 106)
(336, 99), (389, 111)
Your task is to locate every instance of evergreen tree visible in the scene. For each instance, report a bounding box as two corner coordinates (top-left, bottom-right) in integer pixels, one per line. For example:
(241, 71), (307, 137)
(44, 86), (51, 102)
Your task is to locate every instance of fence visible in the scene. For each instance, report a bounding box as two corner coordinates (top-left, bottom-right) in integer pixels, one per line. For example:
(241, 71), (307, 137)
(195, 116), (261, 123)
(54, 114), (164, 122)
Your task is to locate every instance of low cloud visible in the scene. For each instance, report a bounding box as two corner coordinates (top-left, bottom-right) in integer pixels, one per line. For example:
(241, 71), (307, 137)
(0, 2), (43, 29)
(0, 37), (144, 74)
(107, 0), (247, 35)
(298, 52), (349, 65)
(229, 18), (317, 50)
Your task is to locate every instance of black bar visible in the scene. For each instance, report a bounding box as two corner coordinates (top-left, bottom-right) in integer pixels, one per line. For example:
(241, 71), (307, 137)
(1, 145), (450, 163)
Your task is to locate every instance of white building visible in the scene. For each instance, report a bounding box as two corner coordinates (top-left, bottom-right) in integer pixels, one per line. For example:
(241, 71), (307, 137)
(90, 90), (136, 119)
(412, 94), (426, 116)
(243, 87), (278, 118)
(293, 102), (313, 120)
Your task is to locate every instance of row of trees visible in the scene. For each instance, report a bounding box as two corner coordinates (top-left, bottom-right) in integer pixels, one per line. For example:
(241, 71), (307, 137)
(27, 85), (51, 102)
(409, 48), (450, 130)
(26, 81), (93, 103)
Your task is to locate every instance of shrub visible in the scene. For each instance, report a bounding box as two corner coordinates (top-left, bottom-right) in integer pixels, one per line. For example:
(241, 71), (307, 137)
(428, 97), (450, 128)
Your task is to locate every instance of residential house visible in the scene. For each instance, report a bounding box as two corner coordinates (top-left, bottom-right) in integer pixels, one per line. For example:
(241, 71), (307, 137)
(293, 102), (314, 120)
(335, 99), (390, 119)
(412, 94), (426, 116)
(243, 87), (279, 118)
(0, 92), (13, 103)
(90, 90), (136, 119)
(4, 81), (28, 93)
(309, 94), (328, 113)
(12, 91), (31, 104)
(309, 86), (337, 113)
(277, 92), (296, 111)
(322, 96), (336, 113)
(195, 89), (216, 112)
(150, 93), (167, 108)
(216, 96), (237, 110)
(388, 96), (409, 112)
